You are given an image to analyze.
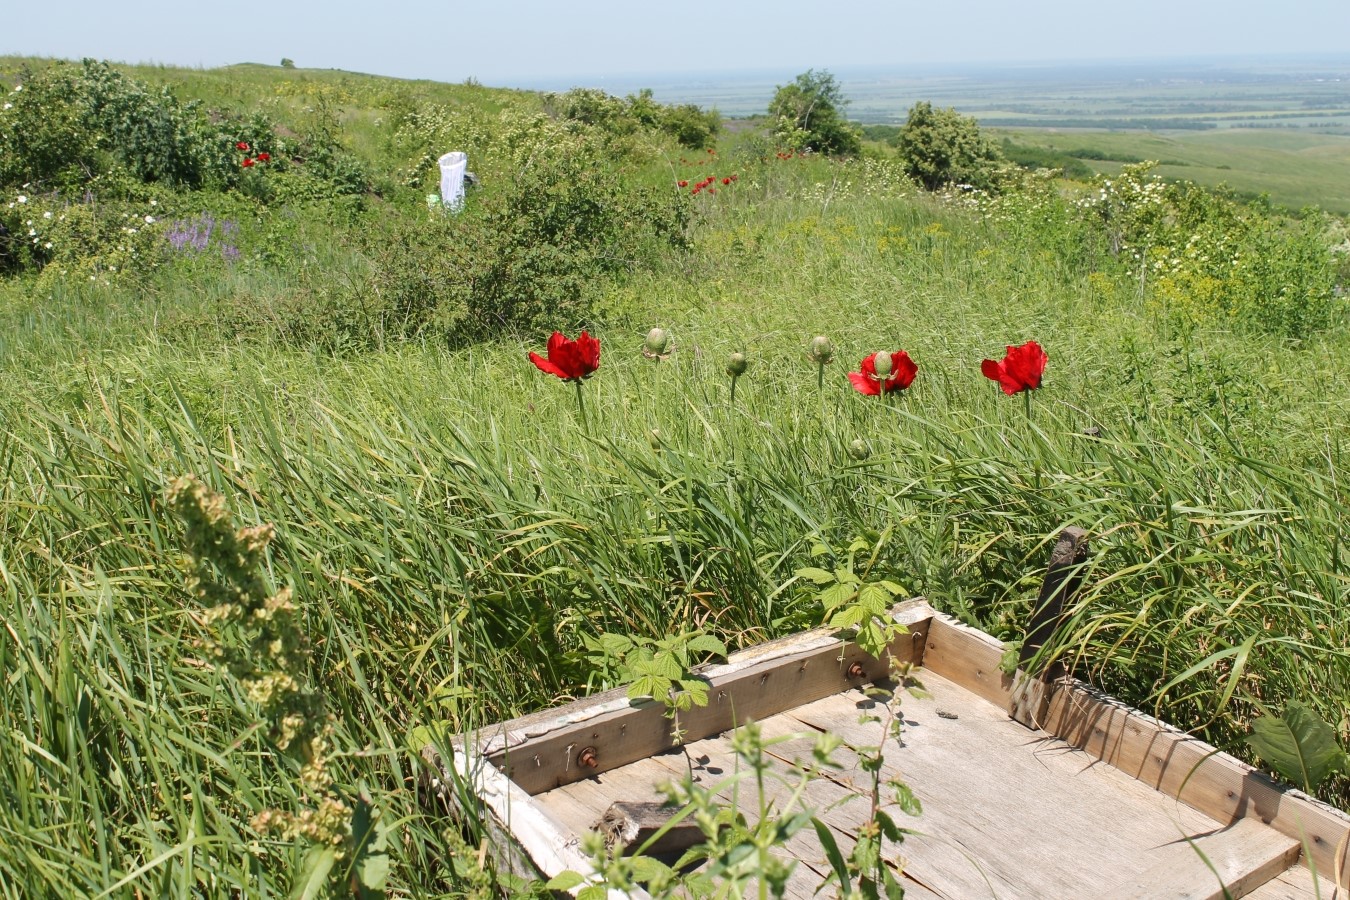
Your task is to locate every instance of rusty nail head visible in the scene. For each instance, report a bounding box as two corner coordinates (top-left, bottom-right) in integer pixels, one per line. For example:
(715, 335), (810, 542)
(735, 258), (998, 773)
(847, 662), (866, 679)
(578, 746), (598, 768)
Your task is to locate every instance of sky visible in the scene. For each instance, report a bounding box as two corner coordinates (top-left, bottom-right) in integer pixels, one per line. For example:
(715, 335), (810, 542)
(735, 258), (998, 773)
(7, 0), (1350, 87)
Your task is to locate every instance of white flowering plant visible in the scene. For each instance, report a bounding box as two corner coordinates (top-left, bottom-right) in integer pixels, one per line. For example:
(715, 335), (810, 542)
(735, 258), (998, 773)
(1, 188), (164, 285)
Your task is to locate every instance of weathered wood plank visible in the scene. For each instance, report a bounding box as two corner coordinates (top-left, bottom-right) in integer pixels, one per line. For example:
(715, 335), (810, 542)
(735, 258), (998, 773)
(1018, 526), (1089, 671)
(1101, 816), (1298, 899)
(1044, 679), (1350, 890)
(784, 674), (1302, 899)
(448, 750), (651, 899)
(475, 608), (935, 795)
(1244, 862), (1337, 899)
(917, 614), (1014, 708)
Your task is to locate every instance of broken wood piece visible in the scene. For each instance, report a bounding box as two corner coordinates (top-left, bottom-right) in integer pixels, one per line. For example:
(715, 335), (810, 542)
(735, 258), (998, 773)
(595, 801), (705, 857)
(1019, 525), (1089, 672)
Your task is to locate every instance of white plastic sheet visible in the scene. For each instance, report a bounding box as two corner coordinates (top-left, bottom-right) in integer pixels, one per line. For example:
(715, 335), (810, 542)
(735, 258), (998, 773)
(438, 151), (468, 212)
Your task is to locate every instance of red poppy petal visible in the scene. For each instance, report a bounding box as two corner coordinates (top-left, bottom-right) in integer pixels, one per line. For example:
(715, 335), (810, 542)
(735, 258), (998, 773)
(529, 351), (568, 379)
(889, 352), (918, 390)
(575, 330), (600, 374)
(981, 359), (1003, 382)
(848, 372), (880, 395)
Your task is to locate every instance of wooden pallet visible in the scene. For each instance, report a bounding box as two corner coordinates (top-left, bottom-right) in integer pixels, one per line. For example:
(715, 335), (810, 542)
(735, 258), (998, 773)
(425, 536), (1350, 898)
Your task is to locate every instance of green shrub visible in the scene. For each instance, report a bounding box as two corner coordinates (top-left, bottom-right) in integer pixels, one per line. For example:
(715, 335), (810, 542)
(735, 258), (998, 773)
(0, 60), (235, 192)
(768, 70), (862, 157)
(358, 131), (690, 345)
(897, 101), (1007, 192)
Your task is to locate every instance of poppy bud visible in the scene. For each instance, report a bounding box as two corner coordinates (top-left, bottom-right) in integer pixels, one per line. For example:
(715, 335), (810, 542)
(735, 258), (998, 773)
(808, 335), (834, 365)
(726, 351), (748, 377)
(644, 327), (669, 356)
(872, 351), (893, 378)
(848, 439), (871, 461)
(648, 428), (663, 450)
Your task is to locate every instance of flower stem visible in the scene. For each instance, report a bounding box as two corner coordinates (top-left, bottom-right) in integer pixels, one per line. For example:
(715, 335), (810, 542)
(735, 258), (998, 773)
(730, 374), (738, 405)
(574, 380), (590, 434)
(1023, 389), (1032, 422)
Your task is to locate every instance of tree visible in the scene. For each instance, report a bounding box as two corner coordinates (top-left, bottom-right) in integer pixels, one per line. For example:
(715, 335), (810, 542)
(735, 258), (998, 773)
(897, 101), (1006, 191)
(768, 69), (861, 157)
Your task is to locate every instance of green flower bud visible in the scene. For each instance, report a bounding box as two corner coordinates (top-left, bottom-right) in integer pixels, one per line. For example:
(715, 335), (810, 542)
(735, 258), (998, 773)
(644, 327), (670, 356)
(848, 439), (871, 461)
(808, 335), (834, 365)
(872, 351), (893, 378)
(648, 428), (663, 450)
(726, 351), (748, 377)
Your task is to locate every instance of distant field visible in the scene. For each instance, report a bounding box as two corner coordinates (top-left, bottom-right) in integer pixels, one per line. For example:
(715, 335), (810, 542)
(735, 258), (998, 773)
(995, 127), (1350, 213)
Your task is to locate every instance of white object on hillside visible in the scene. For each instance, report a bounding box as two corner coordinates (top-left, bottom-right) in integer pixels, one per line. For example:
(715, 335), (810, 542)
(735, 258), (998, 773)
(438, 151), (468, 211)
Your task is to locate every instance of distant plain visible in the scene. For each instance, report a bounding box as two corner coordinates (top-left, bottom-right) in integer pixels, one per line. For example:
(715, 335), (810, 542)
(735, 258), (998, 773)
(529, 55), (1350, 212)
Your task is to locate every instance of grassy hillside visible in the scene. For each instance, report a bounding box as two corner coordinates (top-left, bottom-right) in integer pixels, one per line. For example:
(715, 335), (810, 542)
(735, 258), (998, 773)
(1, 57), (1349, 897)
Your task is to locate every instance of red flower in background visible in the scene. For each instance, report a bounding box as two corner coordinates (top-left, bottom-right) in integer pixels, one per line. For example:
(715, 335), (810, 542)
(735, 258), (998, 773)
(678, 180), (688, 187)
(529, 331), (600, 381)
(721, 177), (731, 185)
(848, 351), (918, 395)
(981, 340), (1047, 395)
(236, 142), (250, 151)
(241, 157), (255, 168)
(257, 152), (271, 162)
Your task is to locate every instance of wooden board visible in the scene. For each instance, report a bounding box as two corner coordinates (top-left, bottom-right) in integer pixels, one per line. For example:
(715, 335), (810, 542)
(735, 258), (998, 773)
(474, 602), (934, 795)
(523, 671), (1302, 898)
(919, 612), (1350, 891)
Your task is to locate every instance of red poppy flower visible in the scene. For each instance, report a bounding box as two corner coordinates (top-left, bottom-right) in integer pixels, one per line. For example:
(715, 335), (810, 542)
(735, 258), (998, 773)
(241, 157), (255, 167)
(257, 152), (271, 162)
(678, 180), (688, 187)
(707, 148), (715, 154)
(721, 177), (731, 185)
(708, 188), (716, 195)
(981, 340), (1047, 395)
(529, 330), (600, 381)
(236, 142), (250, 151)
(729, 174), (737, 181)
(848, 351), (918, 395)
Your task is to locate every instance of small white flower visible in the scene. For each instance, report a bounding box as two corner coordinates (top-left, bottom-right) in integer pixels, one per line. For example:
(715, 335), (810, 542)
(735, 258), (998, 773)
(145, 215), (155, 224)
(44, 241), (52, 249)
(149, 199), (157, 206)
(43, 211), (52, 219)
(2, 103), (10, 110)
(13, 85), (21, 92)
(17, 195), (26, 203)
(28, 228), (36, 236)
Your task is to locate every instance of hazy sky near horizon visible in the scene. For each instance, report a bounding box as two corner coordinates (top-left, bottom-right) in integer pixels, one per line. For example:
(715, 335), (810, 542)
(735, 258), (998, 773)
(8, 0), (1350, 86)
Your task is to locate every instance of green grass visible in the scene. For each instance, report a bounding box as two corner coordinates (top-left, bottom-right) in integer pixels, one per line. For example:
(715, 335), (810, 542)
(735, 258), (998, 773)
(993, 126), (1350, 213)
(2, 57), (1349, 897)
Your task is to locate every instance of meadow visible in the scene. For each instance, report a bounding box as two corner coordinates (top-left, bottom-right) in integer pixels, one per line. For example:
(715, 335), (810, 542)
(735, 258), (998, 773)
(1, 57), (1349, 897)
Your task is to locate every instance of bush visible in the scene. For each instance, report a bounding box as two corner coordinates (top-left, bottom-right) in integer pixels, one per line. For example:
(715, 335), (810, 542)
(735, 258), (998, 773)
(357, 129), (690, 345)
(897, 102), (1007, 192)
(0, 60), (235, 192)
(768, 70), (862, 157)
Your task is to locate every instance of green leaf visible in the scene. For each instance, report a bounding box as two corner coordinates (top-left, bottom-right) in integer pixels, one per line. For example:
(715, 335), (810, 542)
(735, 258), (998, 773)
(820, 582), (857, 613)
(829, 604), (868, 630)
(358, 853), (390, 891)
(545, 871), (587, 892)
(890, 780), (923, 816)
(811, 817), (850, 887)
(293, 847), (338, 900)
(1247, 702), (1348, 792)
(796, 566), (835, 585)
(857, 582), (891, 615)
(834, 567), (861, 585)
(685, 634), (727, 657)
